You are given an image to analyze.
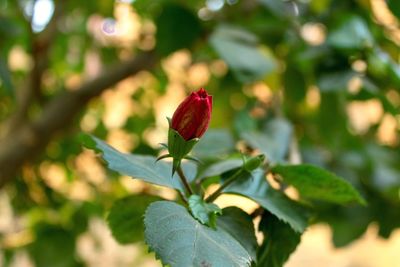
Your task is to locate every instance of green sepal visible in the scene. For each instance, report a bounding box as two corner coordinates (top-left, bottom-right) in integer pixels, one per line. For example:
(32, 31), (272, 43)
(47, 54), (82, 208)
(242, 154), (266, 172)
(159, 143), (169, 149)
(164, 117), (200, 175)
(168, 127), (199, 159)
(184, 155), (202, 164)
(156, 154), (171, 162)
(172, 158), (180, 176)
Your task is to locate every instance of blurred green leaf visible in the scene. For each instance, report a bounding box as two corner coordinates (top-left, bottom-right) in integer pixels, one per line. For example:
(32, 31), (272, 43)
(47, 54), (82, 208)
(0, 58), (14, 96)
(144, 201), (252, 267)
(257, 212), (301, 267)
(107, 194), (163, 244)
(318, 205), (370, 247)
(210, 25), (276, 83)
(283, 65), (306, 102)
(89, 136), (197, 193)
(155, 4), (202, 56)
(225, 168), (309, 232)
(272, 164), (366, 205)
(199, 158), (242, 179)
(28, 224), (80, 267)
(327, 15), (373, 50)
(192, 129), (235, 159)
(188, 195), (222, 228)
(258, 0), (296, 18)
(217, 207), (258, 262)
(241, 118), (292, 163)
(387, 0), (400, 20)
(234, 110), (258, 134)
(317, 71), (354, 92)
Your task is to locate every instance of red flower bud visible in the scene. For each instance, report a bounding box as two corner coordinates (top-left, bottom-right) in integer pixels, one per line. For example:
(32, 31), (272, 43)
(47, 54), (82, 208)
(171, 88), (212, 141)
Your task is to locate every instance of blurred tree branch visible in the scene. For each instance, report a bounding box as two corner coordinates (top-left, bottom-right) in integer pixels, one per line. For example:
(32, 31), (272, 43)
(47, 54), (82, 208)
(9, 0), (65, 131)
(0, 51), (157, 188)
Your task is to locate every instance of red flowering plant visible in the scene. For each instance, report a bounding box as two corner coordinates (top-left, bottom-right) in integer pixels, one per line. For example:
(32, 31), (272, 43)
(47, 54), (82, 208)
(157, 88), (212, 176)
(86, 88), (366, 267)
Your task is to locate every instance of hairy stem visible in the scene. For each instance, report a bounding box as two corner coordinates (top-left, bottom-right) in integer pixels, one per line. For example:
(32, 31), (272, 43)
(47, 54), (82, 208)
(177, 165), (194, 195)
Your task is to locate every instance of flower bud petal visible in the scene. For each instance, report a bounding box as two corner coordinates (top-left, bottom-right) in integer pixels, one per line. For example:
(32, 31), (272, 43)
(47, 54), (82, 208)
(171, 88), (212, 141)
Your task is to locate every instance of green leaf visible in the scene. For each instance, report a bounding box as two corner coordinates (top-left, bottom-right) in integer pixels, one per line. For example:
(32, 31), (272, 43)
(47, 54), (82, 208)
(257, 212), (301, 267)
(217, 207), (258, 262)
(317, 71), (355, 92)
(241, 118), (292, 163)
(210, 25), (276, 83)
(317, 205), (370, 248)
(155, 4), (202, 56)
(258, 0), (296, 18)
(387, 0), (400, 20)
(144, 201), (252, 267)
(107, 194), (162, 244)
(199, 158), (242, 179)
(192, 129), (235, 159)
(271, 164), (366, 205)
(327, 15), (373, 50)
(224, 169), (309, 233)
(188, 195), (222, 228)
(28, 224), (80, 267)
(89, 136), (197, 193)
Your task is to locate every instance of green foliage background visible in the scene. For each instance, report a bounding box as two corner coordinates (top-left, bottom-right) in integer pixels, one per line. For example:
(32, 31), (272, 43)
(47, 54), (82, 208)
(0, 0), (399, 266)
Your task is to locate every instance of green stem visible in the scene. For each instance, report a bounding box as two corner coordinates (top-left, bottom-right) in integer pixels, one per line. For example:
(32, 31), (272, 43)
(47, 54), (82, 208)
(206, 168), (243, 202)
(177, 165), (194, 195)
(177, 190), (188, 205)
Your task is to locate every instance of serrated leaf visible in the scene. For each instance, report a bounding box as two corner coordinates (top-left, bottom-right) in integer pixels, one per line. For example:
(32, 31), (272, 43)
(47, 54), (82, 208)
(257, 212), (301, 267)
(224, 169), (309, 233)
(188, 195), (222, 228)
(210, 25), (276, 83)
(144, 201), (252, 267)
(217, 207), (258, 262)
(241, 118), (292, 163)
(272, 164), (366, 205)
(89, 136), (197, 193)
(107, 194), (162, 244)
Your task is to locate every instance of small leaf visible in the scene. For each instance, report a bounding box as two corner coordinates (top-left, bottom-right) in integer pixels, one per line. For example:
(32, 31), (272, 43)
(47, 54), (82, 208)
(224, 169), (309, 233)
(241, 118), (292, 163)
(210, 25), (276, 83)
(257, 212), (301, 267)
(107, 194), (162, 244)
(217, 207), (258, 262)
(188, 195), (222, 228)
(272, 164), (366, 205)
(89, 136), (197, 193)
(144, 201), (252, 267)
